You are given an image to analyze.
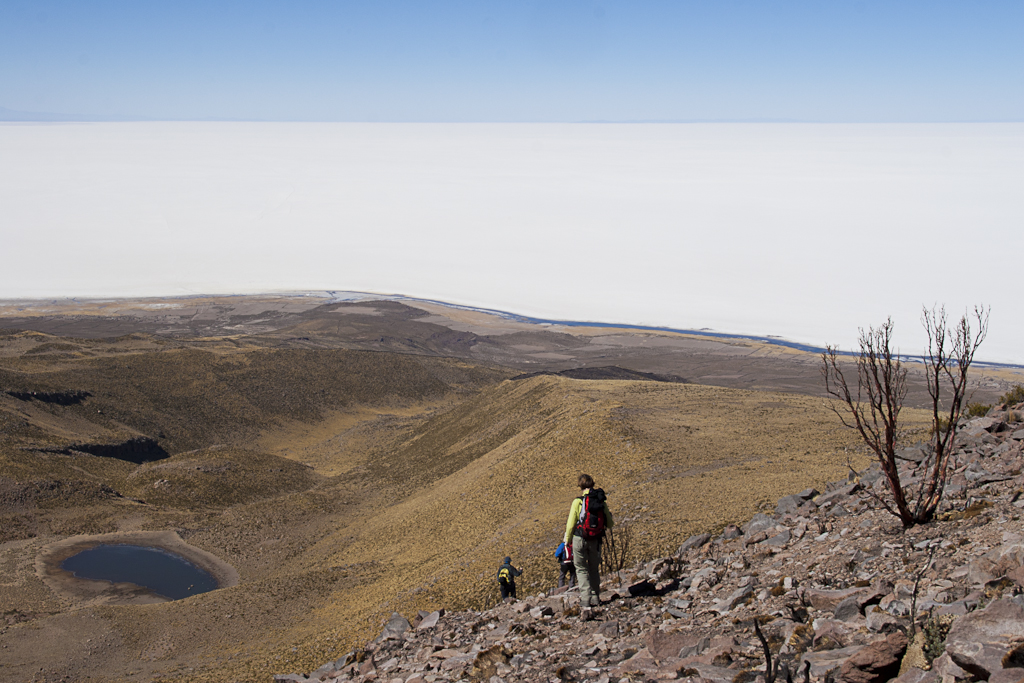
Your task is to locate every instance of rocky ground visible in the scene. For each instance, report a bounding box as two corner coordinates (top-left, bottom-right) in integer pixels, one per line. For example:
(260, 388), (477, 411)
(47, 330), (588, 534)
(279, 405), (1024, 683)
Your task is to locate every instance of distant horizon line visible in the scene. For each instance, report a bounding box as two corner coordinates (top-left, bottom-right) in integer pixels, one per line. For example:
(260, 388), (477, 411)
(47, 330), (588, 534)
(2, 107), (1022, 125)
(2, 289), (1021, 370)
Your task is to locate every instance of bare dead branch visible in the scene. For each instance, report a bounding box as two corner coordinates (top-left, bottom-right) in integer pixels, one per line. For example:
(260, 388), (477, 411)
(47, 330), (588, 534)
(821, 307), (988, 527)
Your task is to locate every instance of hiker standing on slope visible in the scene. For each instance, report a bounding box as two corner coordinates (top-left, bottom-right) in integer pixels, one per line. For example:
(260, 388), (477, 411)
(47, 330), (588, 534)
(564, 473), (613, 620)
(497, 556), (523, 601)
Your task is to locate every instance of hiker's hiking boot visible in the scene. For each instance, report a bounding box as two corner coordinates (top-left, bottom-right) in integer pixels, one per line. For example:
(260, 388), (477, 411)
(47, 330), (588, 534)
(580, 607), (594, 622)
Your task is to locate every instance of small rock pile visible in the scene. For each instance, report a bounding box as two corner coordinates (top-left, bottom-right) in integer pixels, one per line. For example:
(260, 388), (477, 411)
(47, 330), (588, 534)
(277, 410), (1024, 683)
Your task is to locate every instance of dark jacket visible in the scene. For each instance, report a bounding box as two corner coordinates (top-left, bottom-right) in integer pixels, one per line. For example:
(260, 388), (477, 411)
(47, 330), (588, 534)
(497, 558), (522, 585)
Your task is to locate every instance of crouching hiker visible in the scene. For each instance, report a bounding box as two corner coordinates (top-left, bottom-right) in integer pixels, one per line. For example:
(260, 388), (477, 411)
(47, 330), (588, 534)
(556, 541), (576, 588)
(497, 556), (523, 601)
(564, 473), (613, 620)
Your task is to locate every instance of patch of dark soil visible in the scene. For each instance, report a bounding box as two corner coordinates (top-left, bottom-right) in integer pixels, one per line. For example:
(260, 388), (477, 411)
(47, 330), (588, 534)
(3, 477), (124, 510)
(5, 389), (91, 406)
(511, 366), (688, 383)
(40, 437), (169, 464)
(0, 514), (36, 542)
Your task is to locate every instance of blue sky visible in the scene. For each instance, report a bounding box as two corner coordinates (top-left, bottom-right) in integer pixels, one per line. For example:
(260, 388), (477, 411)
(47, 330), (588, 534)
(1, 0), (1022, 122)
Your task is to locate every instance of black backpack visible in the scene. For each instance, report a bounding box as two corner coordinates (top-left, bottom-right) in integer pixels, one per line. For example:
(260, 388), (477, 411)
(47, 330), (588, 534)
(576, 488), (607, 540)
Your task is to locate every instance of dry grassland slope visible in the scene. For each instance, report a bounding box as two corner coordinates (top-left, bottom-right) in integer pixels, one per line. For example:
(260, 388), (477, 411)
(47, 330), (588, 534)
(0, 334), (937, 682)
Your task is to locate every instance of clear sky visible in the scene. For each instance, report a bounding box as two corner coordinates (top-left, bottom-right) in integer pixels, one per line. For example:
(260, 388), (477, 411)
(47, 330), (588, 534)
(1, 0), (1022, 122)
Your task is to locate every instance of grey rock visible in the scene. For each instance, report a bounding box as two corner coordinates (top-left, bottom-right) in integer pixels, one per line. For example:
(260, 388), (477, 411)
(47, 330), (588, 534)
(834, 595), (864, 622)
(931, 653), (969, 682)
(721, 524), (742, 540)
(711, 582), (753, 614)
(815, 483), (861, 508)
(380, 612), (410, 640)
(946, 598), (1024, 680)
(645, 630), (709, 660)
(885, 599), (910, 617)
(896, 444), (929, 463)
(679, 635), (711, 658)
(679, 532), (711, 554)
(777, 495), (818, 516)
(865, 607), (903, 633)
(892, 668), (936, 683)
(859, 468), (884, 486)
(830, 504), (852, 517)
(801, 646), (864, 678)
(806, 587), (870, 611)
(765, 529), (792, 547)
(690, 566), (720, 587)
(529, 605), (554, 619)
(838, 630), (908, 683)
(744, 513), (777, 535)
(416, 609), (443, 631)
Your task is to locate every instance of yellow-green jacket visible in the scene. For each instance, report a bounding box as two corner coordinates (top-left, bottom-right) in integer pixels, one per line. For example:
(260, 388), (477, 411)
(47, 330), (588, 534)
(564, 489), (614, 545)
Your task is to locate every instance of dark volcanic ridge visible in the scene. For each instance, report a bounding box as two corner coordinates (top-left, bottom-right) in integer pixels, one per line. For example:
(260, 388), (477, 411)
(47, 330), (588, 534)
(2, 293), (1020, 406)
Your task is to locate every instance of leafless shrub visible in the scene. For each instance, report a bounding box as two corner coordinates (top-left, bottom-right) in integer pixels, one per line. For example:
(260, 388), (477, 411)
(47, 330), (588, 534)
(821, 306), (988, 527)
(601, 522), (632, 575)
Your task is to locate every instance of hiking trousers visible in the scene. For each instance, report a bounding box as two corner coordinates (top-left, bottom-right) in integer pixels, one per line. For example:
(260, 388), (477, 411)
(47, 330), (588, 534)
(558, 562), (576, 588)
(572, 535), (602, 607)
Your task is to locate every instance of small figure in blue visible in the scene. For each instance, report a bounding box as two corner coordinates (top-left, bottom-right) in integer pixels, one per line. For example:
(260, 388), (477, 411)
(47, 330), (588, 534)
(556, 541), (576, 588)
(497, 556), (523, 601)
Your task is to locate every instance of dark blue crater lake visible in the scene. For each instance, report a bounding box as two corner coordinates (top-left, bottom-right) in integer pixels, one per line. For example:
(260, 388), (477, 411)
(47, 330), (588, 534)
(61, 544), (219, 600)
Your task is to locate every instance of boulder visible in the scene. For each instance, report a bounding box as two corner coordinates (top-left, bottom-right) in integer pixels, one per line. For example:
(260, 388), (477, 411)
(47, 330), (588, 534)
(710, 582), (753, 614)
(931, 653), (969, 682)
(529, 605), (554, 619)
(744, 513), (777, 535)
(777, 494), (818, 517)
(612, 647), (660, 678)
(892, 669), (936, 683)
(815, 483), (861, 508)
(379, 612), (410, 641)
(679, 533), (711, 554)
(645, 630), (710, 660)
(806, 587), (870, 612)
(865, 607), (903, 633)
(812, 619), (862, 651)
(896, 444), (929, 463)
(416, 609), (443, 631)
(838, 630), (908, 683)
(945, 598), (1024, 681)
(834, 595), (864, 622)
(801, 646), (864, 678)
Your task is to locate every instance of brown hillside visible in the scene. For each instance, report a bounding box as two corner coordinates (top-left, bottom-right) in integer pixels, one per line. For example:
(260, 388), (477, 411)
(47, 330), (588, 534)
(0, 335), (938, 683)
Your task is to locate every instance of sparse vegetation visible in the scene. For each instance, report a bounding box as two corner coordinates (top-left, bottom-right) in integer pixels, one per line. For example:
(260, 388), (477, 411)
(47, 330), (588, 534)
(921, 613), (956, 664)
(966, 401), (991, 417)
(1001, 384), (1024, 406)
(822, 306), (989, 527)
